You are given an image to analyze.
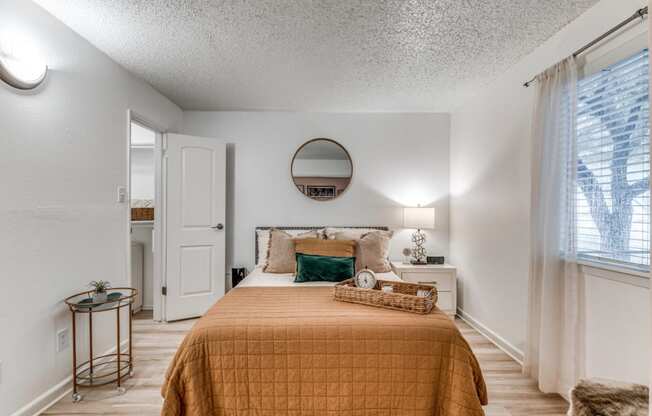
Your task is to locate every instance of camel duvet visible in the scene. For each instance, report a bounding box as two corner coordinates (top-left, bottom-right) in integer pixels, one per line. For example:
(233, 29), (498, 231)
(161, 286), (487, 416)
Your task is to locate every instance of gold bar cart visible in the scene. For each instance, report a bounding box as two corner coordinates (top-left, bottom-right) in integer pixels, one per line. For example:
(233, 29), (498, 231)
(64, 288), (137, 402)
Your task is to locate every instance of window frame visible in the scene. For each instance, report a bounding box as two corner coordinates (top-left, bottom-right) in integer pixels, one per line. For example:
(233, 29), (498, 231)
(570, 47), (651, 274)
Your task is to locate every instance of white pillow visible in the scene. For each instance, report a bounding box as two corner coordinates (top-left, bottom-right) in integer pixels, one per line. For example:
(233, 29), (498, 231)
(256, 229), (271, 267)
(324, 227), (383, 240)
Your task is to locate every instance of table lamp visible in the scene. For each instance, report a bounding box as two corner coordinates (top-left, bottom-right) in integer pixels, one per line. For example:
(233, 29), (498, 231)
(403, 206), (435, 264)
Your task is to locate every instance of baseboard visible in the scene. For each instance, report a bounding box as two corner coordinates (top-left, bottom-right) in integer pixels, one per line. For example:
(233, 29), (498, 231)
(9, 375), (73, 416)
(10, 340), (130, 416)
(558, 385), (571, 402)
(141, 305), (153, 311)
(457, 307), (524, 365)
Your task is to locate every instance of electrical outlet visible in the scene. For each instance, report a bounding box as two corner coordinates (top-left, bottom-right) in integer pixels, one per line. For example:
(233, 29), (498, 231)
(56, 328), (70, 352)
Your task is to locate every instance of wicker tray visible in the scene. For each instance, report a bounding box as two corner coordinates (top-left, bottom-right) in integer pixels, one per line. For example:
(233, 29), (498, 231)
(131, 207), (154, 221)
(333, 278), (437, 314)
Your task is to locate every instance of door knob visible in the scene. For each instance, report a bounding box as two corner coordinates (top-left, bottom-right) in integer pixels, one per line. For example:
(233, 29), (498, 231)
(211, 223), (224, 230)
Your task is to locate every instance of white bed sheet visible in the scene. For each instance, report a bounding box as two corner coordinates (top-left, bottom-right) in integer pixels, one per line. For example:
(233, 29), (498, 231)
(237, 267), (400, 287)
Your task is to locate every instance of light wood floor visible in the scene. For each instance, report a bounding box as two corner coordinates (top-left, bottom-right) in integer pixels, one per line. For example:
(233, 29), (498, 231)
(44, 311), (568, 416)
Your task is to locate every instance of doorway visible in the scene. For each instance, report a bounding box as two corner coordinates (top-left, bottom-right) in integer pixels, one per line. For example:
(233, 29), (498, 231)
(126, 116), (227, 322)
(128, 116), (161, 320)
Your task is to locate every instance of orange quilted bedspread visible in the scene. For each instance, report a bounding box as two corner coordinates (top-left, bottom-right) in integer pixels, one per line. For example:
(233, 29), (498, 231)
(161, 286), (487, 416)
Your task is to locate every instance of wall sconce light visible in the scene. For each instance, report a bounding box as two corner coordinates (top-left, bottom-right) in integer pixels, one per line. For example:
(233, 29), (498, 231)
(0, 42), (47, 90)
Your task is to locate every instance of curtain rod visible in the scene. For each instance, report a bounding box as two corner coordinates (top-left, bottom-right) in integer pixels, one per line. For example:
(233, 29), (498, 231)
(523, 6), (648, 88)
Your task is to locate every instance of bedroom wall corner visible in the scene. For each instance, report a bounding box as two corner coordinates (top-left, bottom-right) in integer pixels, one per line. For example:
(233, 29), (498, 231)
(449, 0), (649, 381)
(0, 1), (183, 415)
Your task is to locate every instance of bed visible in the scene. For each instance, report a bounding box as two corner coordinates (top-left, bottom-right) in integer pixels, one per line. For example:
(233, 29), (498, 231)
(238, 266), (403, 288)
(161, 227), (487, 416)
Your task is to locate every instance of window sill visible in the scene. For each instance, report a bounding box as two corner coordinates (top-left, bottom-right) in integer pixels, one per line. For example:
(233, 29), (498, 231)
(576, 259), (650, 289)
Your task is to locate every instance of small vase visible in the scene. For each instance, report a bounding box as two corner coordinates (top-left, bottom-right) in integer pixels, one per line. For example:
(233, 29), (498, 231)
(92, 291), (108, 304)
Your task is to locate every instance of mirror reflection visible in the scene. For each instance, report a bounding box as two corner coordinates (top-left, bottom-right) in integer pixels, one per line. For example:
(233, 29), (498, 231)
(291, 138), (352, 201)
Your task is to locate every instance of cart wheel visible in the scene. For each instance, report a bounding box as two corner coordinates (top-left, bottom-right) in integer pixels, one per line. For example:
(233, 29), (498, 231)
(72, 392), (82, 403)
(117, 386), (126, 395)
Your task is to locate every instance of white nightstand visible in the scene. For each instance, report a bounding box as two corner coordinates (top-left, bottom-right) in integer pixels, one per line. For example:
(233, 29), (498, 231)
(391, 261), (457, 317)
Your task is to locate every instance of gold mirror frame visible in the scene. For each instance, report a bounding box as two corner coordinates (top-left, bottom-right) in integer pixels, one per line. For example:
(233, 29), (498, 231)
(291, 138), (353, 201)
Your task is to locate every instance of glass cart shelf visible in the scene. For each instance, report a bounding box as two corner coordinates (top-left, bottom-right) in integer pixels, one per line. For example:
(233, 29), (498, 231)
(64, 288), (137, 402)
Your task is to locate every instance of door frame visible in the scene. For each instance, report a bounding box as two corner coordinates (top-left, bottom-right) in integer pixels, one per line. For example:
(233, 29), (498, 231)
(126, 109), (167, 321)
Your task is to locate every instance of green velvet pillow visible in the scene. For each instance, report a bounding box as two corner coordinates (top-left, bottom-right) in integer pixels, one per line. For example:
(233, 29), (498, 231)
(294, 253), (355, 283)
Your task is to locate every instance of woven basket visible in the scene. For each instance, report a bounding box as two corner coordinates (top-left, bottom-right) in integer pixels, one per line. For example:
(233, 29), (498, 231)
(131, 207), (154, 221)
(333, 279), (437, 314)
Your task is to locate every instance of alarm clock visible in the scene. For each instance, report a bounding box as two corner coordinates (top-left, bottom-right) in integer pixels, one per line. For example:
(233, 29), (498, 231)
(354, 268), (377, 289)
(426, 256), (445, 265)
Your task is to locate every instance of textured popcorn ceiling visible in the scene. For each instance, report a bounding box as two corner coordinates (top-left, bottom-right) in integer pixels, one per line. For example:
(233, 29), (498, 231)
(34, 0), (598, 111)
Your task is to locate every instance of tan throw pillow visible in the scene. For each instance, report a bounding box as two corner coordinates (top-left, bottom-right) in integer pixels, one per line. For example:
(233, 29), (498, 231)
(256, 228), (325, 268)
(295, 239), (356, 258)
(355, 231), (394, 273)
(264, 229), (320, 273)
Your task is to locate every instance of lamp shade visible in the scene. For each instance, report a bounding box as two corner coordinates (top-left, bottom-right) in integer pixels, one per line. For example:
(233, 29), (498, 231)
(403, 207), (435, 229)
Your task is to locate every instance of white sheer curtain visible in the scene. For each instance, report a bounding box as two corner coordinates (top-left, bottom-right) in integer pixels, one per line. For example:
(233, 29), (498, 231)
(525, 56), (585, 395)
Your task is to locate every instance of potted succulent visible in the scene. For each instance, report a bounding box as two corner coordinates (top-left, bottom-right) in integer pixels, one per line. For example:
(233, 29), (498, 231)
(89, 280), (111, 303)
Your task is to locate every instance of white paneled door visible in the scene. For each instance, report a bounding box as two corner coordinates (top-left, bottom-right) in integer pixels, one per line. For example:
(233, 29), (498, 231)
(164, 133), (226, 321)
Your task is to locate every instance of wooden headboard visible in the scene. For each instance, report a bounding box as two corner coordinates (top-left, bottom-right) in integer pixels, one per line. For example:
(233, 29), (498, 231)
(254, 226), (389, 265)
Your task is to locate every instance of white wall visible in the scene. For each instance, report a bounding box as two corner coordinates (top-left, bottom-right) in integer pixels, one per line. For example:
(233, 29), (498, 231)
(130, 148), (155, 200)
(450, 0), (649, 386)
(181, 112), (450, 274)
(583, 267), (650, 385)
(293, 159), (351, 177)
(0, 1), (182, 415)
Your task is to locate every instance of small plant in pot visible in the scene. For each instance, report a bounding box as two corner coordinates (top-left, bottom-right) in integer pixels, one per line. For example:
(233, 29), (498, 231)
(89, 280), (111, 303)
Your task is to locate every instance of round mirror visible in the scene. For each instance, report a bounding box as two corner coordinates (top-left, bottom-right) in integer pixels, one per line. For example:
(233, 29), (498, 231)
(291, 138), (352, 201)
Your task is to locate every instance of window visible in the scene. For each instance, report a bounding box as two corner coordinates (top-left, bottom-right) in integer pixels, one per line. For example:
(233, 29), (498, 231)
(574, 49), (650, 271)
